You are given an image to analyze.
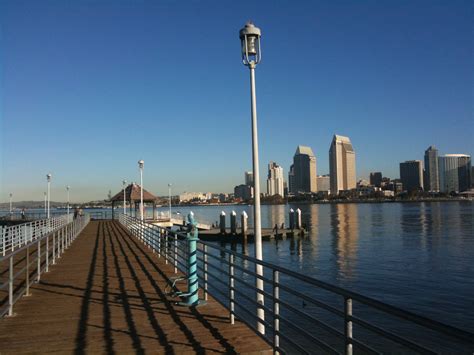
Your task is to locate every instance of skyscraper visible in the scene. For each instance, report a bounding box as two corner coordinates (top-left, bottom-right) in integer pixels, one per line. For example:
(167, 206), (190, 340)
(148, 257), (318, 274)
(424, 146), (439, 192)
(369, 172), (382, 187)
(399, 160), (424, 192)
(438, 154), (471, 193)
(292, 146), (317, 193)
(266, 161), (284, 196)
(244, 171), (254, 187)
(288, 164), (295, 194)
(329, 135), (356, 195)
(317, 175), (330, 192)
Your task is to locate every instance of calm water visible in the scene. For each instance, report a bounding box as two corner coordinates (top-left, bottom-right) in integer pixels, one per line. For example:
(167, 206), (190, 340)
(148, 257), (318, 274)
(158, 201), (474, 333)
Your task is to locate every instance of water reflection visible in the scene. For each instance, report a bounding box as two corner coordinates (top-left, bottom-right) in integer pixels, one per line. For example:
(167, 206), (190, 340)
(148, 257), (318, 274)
(330, 204), (358, 281)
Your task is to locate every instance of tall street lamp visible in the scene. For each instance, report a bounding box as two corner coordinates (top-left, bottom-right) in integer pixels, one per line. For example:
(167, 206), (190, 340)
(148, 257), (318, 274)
(66, 186), (70, 219)
(138, 160), (144, 221)
(46, 173), (52, 218)
(239, 21), (264, 334)
(9, 193), (13, 215)
(123, 180), (127, 215)
(44, 192), (47, 215)
(168, 183), (172, 219)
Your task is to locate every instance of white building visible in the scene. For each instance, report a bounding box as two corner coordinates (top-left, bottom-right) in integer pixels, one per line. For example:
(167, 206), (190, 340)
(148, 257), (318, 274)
(329, 135), (356, 195)
(316, 175), (330, 193)
(439, 154), (471, 193)
(266, 161), (284, 196)
(179, 192), (205, 202)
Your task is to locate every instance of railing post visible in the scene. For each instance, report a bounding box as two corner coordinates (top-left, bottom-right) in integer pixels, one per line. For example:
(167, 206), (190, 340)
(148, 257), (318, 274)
(174, 233), (178, 274)
(229, 253), (235, 324)
(52, 231), (56, 264)
(2, 227), (5, 256)
(204, 244), (208, 301)
(273, 270), (280, 354)
(37, 240), (41, 282)
(8, 256), (14, 316)
(158, 229), (161, 257)
(26, 246), (31, 296)
(165, 231), (168, 265)
(45, 233), (49, 272)
(345, 297), (353, 355)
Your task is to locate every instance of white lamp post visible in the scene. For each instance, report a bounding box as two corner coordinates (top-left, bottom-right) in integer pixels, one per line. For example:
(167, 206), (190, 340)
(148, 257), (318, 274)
(66, 186), (70, 219)
(168, 183), (172, 219)
(123, 180), (127, 214)
(44, 192), (47, 215)
(46, 173), (52, 218)
(9, 193), (13, 215)
(240, 21), (264, 335)
(138, 160), (144, 221)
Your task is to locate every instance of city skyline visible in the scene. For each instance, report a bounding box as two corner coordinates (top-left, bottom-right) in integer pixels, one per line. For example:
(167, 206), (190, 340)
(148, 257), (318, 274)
(1, 1), (473, 202)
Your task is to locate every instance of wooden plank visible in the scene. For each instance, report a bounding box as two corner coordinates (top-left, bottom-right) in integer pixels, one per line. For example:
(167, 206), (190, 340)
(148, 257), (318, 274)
(0, 221), (271, 354)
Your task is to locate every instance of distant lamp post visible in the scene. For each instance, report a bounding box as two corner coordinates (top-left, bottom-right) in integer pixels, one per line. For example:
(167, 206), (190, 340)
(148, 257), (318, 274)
(44, 192), (47, 215)
(123, 180), (127, 214)
(66, 186), (70, 218)
(46, 173), (52, 218)
(9, 193), (13, 215)
(138, 160), (144, 221)
(239, 21), (264, 335)
(168, 183), (172, 219)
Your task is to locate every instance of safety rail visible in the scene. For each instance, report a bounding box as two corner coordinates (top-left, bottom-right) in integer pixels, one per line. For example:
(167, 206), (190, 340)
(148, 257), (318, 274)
(118, 213), (474, 354)
(1, 214), (74, 256)
(0, 211), (65, 221)
(0, 214), (90, 318)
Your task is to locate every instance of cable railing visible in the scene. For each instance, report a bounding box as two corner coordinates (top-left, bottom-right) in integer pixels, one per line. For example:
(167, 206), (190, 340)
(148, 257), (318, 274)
(118, 213), (474, 354)
(0, 214), (74, 256)
(0, 215), (90, 318)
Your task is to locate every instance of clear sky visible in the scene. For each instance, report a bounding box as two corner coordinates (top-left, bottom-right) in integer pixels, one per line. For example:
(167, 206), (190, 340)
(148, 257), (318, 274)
(1, 0), (472, 202)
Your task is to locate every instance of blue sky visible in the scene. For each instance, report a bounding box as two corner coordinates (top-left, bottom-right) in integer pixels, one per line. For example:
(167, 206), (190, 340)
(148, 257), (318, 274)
(1, 0), (472, 202)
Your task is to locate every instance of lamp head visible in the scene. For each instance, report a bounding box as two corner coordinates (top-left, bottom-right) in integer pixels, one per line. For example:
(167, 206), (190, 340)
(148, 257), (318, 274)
(138, 160), (144, 169)
(123, 180), (127, 185)
(47, 173), (52, 182)
(239, 21), (261, 66)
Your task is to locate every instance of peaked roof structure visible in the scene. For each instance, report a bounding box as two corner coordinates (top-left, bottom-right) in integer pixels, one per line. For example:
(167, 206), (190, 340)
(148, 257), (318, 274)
(332, 135), (354, 152)
(295, 145), (315, 157)
(110, 183), (158, 202)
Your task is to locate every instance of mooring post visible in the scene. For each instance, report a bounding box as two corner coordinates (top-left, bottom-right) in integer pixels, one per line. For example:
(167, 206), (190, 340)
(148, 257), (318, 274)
(230, 211), (237, 234)
(289, 208), (295, 230)
(241, 211), (248, 242)
(295, 208), (302, 230)
(220, 211), (226, 234)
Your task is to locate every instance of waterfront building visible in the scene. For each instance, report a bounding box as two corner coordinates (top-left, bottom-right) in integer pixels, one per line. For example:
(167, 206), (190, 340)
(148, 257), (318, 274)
(438, 154), (471, 193)
(329, 135), (356, 195)
(244, 171), (253, 187)
(234, 184), (253, 200)
(369, 172), (383, 187)
(424, 146), (440, 192)
(400, 160), (424, 192)
(317, 175), (330, 193)
(266, 161), (284, 196)
(179, 192), (205, 203)
(288, 164), (295, 194)
(292, 146), (318, 193)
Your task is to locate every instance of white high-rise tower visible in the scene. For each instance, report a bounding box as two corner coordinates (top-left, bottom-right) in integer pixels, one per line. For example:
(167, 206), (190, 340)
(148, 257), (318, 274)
(266, 161), (284, 196)
(329, 135), (356, 195)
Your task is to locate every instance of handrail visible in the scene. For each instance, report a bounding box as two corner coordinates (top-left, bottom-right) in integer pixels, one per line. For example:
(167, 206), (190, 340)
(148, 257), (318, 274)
(1, 214), (74, 257)
(0, 215), (90, 318)
(118, 213), (474, 354)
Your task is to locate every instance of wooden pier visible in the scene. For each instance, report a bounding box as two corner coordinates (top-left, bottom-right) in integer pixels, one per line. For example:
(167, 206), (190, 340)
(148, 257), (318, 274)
(0, 221), (271, 354)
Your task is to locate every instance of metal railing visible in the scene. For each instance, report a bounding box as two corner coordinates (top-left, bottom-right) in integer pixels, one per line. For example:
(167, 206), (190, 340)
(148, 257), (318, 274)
(1, 214), (74, 256)
(0, 215), (90, 318)
(118, 213), (474, 354)
(0, 211), (65, 221)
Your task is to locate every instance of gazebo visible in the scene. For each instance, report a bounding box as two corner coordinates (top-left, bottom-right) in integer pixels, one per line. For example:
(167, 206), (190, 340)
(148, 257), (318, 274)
(110, 183), (159, 220)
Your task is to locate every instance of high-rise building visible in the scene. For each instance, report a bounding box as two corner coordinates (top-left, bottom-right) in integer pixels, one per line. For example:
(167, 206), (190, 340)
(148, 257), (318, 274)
(399, 160), (424, 192)
(438, 154), (471, 193)
(292, 146), (317, 193)
(369, 172), (383, 187)
(244, 171), (253, 187)
(329, 135), (356, 195)
(288, 164), (295, 194)
(317, 175), (330, 192)
(234, 184), (253, 200)
(266, 161), (284, 196)
(424, 146), (439, 192)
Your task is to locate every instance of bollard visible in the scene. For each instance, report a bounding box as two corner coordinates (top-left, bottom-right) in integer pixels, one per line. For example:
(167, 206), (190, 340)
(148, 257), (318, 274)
(230, 211), (237, 234)
(289, 208), (295, 230)
(241, 211), (248, 238)
(219, 211), (226, 234)
(295, 208), (302, 229)
(176, 212), (205, 307)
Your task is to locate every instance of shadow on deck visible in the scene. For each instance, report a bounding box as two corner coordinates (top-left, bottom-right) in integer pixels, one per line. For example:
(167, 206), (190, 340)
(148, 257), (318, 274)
(0, 220), (270, 354)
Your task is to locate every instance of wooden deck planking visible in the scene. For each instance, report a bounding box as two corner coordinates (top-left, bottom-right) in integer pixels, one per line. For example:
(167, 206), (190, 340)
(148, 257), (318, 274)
(0, 220), (271, 354)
